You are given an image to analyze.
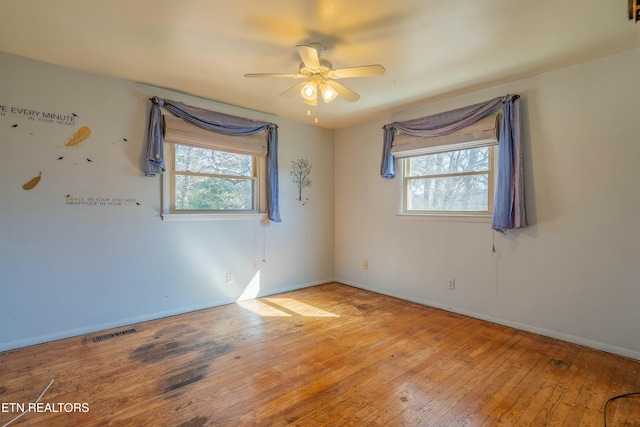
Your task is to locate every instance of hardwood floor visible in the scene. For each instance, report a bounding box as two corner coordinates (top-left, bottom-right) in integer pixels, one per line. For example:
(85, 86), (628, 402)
(1, 282), (639, 426)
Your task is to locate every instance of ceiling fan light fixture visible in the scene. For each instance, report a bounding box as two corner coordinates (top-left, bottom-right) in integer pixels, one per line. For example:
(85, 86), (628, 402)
(246, 43), (384, 105)
(320, 82), (338, 103)
(301, 80), (318, 103)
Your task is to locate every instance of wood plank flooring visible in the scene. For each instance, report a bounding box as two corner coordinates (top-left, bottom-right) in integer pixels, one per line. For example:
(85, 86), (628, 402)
(1, 282), (639, 426)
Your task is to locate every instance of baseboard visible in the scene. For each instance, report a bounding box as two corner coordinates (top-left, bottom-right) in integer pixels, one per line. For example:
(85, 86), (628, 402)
(10, 276), (635, 361)
(0, 278), (333, 353)
(335, 278), (640, 362)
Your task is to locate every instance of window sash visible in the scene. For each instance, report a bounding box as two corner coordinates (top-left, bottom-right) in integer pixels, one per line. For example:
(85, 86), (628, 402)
(403, 147), (495, 215)
(167, 144), (264, 214)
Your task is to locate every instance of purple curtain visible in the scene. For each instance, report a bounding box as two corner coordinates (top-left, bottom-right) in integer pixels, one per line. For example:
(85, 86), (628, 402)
(145, 97), (281, 222)
(381, 95), (525, 231)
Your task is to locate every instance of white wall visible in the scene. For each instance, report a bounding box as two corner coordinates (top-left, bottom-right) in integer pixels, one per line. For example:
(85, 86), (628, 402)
(334, 49), (640, 359)
(0, 53), (335, 351)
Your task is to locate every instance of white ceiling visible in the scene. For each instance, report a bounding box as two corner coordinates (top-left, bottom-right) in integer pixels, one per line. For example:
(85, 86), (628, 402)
(0, 0), (638, 129)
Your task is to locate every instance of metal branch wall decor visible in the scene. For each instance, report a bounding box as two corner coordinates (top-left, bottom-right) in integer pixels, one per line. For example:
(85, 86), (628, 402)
(290, 158), (311, 205)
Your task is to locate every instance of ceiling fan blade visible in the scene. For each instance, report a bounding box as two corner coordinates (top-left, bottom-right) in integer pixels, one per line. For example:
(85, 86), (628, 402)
(279, 81), (308, 98)
(296, 45), (320, 70)
(245, 73), (305, 78)
(329, 64), (386, 79)
(324, 80), (360, 102)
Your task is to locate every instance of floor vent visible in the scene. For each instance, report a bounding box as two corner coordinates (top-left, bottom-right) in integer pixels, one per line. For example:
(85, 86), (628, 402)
(93, 328), (138, 342)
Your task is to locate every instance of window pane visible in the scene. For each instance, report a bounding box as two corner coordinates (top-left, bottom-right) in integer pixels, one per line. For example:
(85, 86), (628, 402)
(407, 174), (489, 211)
(175, 175), (254, 210)
(175, 145), (253, 177)
(408, 147), (489, 177)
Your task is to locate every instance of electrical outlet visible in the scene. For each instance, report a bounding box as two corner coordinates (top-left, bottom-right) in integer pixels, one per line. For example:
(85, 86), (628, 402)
(363, 260), (368, 270)
(226, 273), (233, 284)
(448, 279), (455, 290)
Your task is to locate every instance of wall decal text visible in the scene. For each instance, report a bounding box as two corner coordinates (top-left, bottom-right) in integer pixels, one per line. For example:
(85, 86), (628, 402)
(1, 104), (77, 126)
(65, 196), (140, 207)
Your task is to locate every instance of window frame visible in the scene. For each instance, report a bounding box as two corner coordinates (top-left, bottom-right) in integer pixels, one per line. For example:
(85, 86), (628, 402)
(401, 145), (497, 217)
(161, 142), (267, 221)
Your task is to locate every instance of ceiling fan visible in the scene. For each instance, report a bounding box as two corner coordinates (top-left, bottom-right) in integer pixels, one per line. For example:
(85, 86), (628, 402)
(244, 43), (385, 106)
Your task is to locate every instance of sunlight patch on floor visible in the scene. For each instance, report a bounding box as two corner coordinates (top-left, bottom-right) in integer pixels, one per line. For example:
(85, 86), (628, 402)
(264, 297), (339, 317)
(235, 271), (339, 317)
(237, 299), (292, 317)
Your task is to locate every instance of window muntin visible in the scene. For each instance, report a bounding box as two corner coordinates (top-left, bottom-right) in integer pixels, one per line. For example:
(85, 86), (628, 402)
(403, 146), (495, 215)
(170, 144), (259, 212)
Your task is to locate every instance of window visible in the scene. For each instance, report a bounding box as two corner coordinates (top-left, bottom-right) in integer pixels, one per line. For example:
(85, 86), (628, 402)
(403, 146), (496, 215)
(170, 145), (263, 212)
(161, 116), (267, 219)
(389, 112), (501, 217)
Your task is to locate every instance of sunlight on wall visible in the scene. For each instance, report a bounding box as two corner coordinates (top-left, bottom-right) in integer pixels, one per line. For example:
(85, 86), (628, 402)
(238, 270), (261, 301)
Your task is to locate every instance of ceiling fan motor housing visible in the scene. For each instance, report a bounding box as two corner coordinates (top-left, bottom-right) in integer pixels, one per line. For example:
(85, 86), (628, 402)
(299, 58), (333, 77)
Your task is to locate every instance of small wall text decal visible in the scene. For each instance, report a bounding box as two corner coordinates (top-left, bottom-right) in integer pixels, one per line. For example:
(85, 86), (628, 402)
(65, 196), (140, 207)
(1, 104), (77, 126)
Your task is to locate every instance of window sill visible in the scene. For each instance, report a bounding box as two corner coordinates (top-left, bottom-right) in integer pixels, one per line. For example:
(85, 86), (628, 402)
(161, 213), (267, 222)
(396, 213), (492, 223)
